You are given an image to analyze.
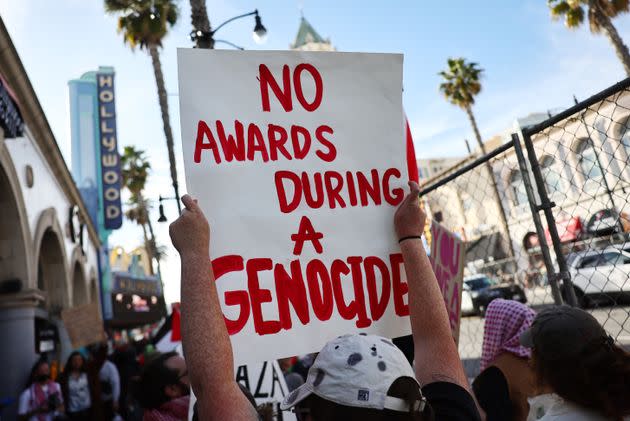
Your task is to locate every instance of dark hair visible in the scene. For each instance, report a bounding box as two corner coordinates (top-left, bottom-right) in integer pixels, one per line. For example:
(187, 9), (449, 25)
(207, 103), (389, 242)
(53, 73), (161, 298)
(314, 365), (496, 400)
(533, 338), (630, 420)
(59, 352), (88, 406)
(298, 377), (433, 421)
(64, 352), (86, 374)
(132, 351), (181, 409)
(26, 358), (49, 387)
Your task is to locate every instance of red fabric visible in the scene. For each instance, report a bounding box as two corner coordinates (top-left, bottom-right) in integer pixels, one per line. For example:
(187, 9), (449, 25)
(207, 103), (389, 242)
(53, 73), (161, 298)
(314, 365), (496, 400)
(480, 299), (536, 371)
(405, 118), (419, 183)
(170, 303), (181, 342)
(143, 396), (190, 421)
(545, 216), (583, 243)
(31, 381), (60, 421)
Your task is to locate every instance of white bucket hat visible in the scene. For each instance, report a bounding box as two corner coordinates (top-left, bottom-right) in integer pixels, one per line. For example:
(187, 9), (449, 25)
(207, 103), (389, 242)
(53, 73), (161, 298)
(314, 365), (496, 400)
(281, 333), (426, 413)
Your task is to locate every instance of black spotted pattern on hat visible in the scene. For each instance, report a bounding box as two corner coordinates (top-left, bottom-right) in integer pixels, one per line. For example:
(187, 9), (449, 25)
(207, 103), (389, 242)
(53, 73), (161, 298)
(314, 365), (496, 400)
(347, 352), (363, 366)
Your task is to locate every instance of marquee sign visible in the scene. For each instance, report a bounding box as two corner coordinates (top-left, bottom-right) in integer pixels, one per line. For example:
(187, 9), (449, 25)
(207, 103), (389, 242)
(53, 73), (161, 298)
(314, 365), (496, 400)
(96, 72), (122, 230)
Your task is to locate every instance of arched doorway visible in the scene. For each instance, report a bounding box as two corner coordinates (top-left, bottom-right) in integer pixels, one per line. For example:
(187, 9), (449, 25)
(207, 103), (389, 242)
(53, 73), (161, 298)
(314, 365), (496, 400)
(0, 162), (29, 289)
(37, 229), (68, 315)
(72, 262), (87, 306)
(89, 272), (99, 305)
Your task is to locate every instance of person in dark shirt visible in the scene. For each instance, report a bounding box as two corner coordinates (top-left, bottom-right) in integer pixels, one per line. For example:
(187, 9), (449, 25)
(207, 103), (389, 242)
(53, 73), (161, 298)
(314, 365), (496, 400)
(169, 183), (481, 421)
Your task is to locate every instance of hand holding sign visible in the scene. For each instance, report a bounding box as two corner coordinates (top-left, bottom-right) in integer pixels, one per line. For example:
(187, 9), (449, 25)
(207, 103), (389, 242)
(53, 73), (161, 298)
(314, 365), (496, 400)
(170, 194), (210, 257)
(394, 181), (426, 241)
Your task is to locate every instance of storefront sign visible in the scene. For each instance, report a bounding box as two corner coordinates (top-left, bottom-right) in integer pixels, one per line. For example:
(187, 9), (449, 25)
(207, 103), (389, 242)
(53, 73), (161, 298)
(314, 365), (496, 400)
(35, 318), (58, 354)
(96, 72), (122, 230)
(113, 273), (162, 296)
(0, 74), (23, 138)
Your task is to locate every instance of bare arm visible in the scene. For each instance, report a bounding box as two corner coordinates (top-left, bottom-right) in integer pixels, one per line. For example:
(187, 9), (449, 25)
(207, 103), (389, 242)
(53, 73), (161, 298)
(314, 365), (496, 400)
(171, 195), (257, 421)
(394, 182), (469, 391)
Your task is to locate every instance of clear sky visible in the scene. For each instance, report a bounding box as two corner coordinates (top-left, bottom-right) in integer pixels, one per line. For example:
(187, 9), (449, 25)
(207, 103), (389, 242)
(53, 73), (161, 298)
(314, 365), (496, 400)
(2, 0), (630, 304)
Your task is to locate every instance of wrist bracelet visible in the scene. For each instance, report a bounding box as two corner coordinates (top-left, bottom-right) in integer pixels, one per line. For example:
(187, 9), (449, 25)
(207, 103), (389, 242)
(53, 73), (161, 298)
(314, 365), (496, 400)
(398, 235), (422, 244)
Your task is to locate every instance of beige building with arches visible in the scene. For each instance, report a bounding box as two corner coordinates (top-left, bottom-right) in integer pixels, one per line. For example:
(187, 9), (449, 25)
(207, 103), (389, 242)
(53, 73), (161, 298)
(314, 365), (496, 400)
(0, 17), (102, 414)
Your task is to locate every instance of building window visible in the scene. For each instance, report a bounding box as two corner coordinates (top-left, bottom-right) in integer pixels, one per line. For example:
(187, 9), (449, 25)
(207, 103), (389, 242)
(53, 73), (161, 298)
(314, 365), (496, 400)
(575, 138), (603, 183)
(540, 155), (561, 196)
(509, 170), (527, 207)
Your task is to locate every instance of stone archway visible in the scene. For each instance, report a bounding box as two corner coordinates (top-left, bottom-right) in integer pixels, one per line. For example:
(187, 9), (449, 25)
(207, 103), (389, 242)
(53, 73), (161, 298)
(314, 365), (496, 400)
(34, 209), (69, 316)
(88, 268), (99, 304)
(71, 262), (87, 307)
(0, 146), (30, 291)
(69, 247), (87, 307)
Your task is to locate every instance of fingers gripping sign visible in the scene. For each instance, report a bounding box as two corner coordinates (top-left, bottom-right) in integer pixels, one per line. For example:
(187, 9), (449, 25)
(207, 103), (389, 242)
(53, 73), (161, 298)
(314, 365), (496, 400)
(169, 194), (210, 256)
(394, 181), (426, 241)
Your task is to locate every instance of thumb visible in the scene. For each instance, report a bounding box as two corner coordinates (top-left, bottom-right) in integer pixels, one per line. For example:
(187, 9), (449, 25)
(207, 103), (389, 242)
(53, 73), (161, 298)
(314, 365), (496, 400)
(181, 194), (201, 212)
(408, 180), (420, 196)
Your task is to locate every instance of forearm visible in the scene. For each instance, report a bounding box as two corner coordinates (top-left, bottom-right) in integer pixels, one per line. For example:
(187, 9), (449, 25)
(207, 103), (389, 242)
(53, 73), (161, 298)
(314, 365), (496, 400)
(401, 240), (468, 390)
(180, 253), (240, 405)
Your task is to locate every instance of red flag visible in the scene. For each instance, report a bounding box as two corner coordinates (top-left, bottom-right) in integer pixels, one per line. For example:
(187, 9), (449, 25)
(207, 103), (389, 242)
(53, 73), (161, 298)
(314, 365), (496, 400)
(170, 303), (181, 342)
(406, 118), (419, 183)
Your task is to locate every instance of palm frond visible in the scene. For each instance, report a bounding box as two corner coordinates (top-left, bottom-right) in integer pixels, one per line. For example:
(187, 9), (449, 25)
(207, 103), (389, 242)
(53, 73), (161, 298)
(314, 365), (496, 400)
(438, 57), (484, 109)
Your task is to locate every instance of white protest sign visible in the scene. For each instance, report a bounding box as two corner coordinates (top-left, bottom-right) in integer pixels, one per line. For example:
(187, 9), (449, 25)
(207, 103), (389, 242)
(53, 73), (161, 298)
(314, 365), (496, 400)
(178, 49), (409, 364)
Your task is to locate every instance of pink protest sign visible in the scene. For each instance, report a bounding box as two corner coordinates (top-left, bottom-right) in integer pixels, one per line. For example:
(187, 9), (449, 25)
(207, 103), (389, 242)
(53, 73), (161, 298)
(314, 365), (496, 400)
(429, 221), (465, 343)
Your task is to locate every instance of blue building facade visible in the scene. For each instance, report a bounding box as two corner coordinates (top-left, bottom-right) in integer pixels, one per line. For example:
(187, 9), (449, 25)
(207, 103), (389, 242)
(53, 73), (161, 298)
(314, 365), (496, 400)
(69, 66), (122, 321)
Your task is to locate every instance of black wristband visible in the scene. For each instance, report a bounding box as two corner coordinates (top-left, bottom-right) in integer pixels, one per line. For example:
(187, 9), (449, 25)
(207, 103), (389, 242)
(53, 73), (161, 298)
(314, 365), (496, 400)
(398, 235), (422, 244)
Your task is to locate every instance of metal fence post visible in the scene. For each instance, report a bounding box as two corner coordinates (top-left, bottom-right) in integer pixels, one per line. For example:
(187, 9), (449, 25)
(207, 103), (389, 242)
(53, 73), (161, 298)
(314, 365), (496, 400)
(511, 134), (564, 305)
(521, 131), (578, 307)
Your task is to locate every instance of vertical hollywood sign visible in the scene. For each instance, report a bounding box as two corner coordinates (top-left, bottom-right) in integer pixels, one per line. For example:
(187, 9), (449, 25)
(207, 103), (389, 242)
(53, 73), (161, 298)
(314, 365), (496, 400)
(96, 73), (122, 230)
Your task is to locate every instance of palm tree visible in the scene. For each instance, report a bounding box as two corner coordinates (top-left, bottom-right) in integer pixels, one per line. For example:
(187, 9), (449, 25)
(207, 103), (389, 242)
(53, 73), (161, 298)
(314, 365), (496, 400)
(190, 0), (213, 48)
(439, 58), (515, 257)
(121, 146), (156, 275)
(548, 0), (630, 75)
(105, 0), (182, 213)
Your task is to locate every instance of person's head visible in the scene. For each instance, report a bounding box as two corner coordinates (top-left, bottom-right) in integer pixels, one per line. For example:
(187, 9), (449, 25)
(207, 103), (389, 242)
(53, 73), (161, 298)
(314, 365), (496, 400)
(480, 299), (535, 371)
(28, 359), (50, 386)
(520, 306), (630, 420)
(133, 352), (190, 409)
(64, 351), (86, 374)
(281, 334), (432, 421)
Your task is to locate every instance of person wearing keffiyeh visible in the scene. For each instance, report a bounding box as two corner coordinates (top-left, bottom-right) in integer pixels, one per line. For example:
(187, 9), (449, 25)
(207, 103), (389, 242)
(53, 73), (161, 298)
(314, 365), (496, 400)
(472, 299), (536, 421)
(17, 359), (65, 421)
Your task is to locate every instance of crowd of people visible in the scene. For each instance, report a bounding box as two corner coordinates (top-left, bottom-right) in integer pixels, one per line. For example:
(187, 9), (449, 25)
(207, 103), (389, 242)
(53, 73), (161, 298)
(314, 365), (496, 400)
(16, 182), (630, 421)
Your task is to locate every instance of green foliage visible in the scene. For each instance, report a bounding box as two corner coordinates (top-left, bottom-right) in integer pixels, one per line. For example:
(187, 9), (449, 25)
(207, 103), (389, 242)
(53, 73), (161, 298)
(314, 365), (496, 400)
(121, 146), (151, 196)
(547, 0), (629, 32)
(438, 58), (483, 109)
(104, 0), (179, 49)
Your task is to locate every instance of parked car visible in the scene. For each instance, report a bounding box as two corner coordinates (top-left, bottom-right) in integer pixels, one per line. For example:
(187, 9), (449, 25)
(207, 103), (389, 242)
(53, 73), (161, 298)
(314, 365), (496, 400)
(461, 288), (475, 317)
(462, 274), (527, 316)
(564, 247), (630, 307)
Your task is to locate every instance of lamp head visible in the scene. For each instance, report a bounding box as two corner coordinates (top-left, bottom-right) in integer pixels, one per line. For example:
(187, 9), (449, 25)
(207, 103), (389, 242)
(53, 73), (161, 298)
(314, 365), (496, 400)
(253, 10), (267, 44)
(158, 203), (167, 223)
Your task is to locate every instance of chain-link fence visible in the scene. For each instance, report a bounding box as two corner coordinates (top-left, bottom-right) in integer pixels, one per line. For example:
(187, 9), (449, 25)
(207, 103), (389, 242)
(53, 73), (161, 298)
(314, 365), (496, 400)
(419, 78), (630, 378)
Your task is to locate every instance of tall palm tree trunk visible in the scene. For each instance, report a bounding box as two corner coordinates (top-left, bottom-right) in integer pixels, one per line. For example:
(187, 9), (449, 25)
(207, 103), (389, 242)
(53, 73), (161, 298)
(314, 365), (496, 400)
(146, 216), (162, 278)
(464, 105), (515, 258)
(594, 8), (630, 76)
(190, 0), (213, 48)
(149, 44), (182, 213)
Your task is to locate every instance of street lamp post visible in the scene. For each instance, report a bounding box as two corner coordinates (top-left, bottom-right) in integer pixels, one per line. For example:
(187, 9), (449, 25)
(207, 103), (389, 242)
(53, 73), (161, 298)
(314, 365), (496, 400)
(157, 195), (179, 223)
(189, 9), (267, 49)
